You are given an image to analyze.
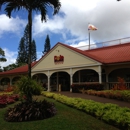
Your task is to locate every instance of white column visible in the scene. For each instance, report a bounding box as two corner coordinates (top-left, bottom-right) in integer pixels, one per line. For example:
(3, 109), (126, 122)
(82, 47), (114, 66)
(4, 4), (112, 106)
(70, 68), (73, 92)
(56, 72), (59, 91)
(98, 66), (102, 84)
(78, 71), (80, 83)
(70, 74), (73, 92)
(70, 74), (73, 85)
(47, 75), (50, 91)
(106, 73), (109, 89)
(47, 70), (51, 91)
(10, 77), (13, 86)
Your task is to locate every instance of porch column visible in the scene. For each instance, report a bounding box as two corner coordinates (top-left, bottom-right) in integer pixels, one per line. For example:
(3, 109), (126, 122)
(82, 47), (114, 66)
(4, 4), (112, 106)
(70, 68), (73, 92)
(47, 71), (51, 91)
(98, 66), (102, 84)
(47, 75), (51, 91)
(70, 74), (73, 85)
(70, 74), (73, 92)
(56, 72), (59, 91)
(10, 77), (13, 86)
(78, 71), (80, 83)
(106, 73), (109, 90)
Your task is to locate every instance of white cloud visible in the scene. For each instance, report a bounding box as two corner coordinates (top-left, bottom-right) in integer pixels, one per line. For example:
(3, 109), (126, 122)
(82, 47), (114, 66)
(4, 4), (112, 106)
(60, 0), (98, 12)
(1, 0), (130, 45)
(61, 0), (130, 42)
(0, 48), (43, 68)
(70, 40), (97, 50)
(0, 14), (26, 37)
(1, 0), (130, 67)
(0, 48), (17, 68)
(37, 51), (43, 60)
(32, 0), (130, 46)
(33, 15), (64, 36)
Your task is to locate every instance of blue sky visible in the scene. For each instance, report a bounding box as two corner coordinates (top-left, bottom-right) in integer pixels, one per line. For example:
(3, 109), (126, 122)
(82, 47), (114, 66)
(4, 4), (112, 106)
(0, 0), (130, 68)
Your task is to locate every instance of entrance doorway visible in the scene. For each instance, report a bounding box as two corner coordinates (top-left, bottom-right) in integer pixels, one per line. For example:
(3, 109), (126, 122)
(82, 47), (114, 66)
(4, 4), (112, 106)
(51, 72), (70, 91)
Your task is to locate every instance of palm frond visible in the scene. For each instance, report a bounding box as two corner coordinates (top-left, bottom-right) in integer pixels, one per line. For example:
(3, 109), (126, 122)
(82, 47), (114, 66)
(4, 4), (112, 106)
(31, 0), (61, 22)
(0, 0), (17, 10)
(1, 0), (61, 21)
(40, 0), (61, 15)
(5, 2), (21, 18)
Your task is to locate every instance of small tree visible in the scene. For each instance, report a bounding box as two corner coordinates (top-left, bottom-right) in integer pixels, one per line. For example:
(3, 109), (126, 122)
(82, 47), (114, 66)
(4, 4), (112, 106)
(43, 34), (51, 54)
(16, 76), (42, 102)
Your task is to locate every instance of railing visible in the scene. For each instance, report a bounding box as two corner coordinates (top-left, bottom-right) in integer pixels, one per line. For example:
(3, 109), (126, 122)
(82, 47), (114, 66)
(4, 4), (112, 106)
(72, 82), (130, 90)
(73, 82), (99, 85)
(76, 37), (130, 50)
(0, 85), (8, 91)
(107, 82), (130, 90)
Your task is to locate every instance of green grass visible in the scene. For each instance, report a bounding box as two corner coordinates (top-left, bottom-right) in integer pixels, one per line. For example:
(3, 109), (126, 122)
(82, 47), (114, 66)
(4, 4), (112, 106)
(0, 95), (119, 130)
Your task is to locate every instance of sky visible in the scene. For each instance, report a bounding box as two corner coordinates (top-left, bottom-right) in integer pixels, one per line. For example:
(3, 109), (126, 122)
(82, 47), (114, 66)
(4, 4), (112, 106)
(0, 0), (130, 68)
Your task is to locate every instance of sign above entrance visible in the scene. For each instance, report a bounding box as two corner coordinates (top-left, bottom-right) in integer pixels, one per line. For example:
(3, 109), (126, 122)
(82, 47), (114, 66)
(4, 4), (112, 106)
(54, 55), (64, 64)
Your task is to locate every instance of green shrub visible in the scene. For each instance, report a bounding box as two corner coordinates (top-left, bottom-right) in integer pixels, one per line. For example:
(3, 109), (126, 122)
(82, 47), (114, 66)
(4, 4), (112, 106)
(42, 92), (130, 129)
(16, 76), (42, 102)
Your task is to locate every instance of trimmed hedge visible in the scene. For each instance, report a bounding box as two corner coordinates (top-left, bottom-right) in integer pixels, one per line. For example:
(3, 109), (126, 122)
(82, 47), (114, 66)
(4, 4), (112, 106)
(42, 91), (130, 130)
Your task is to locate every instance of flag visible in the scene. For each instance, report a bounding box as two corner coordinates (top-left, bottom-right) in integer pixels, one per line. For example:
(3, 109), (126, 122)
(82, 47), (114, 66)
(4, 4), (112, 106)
(88, 24), (97, 31)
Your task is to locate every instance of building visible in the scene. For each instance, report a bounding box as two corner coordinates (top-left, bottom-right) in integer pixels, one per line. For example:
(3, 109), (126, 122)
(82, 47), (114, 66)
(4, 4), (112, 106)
(0, 41), (130, 91)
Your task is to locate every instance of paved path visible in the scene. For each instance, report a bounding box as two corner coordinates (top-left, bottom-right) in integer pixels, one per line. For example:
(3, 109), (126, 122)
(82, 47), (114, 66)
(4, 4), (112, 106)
(53, 91), (130, 108)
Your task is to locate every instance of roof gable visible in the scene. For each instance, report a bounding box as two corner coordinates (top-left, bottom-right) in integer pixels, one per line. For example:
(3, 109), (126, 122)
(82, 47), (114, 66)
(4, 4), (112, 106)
(32, 43), (100, 72)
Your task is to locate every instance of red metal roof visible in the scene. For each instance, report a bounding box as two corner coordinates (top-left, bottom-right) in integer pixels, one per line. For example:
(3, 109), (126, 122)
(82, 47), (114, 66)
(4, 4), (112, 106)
(0, 61), (37, 76)
(0, 42), (130, 76)
(85, 43), (130, 64)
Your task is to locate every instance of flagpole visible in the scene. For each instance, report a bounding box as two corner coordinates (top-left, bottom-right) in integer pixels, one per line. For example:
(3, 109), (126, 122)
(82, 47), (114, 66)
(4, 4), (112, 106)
(88, 23), (97, 50)
(88, 30), (90, 50)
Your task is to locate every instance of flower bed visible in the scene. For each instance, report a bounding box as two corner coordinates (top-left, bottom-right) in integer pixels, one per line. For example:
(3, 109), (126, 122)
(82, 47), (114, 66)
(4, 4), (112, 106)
(71, 83), (104, 93)
(0, 94), (19, 108)
(85, 90), (130, 102)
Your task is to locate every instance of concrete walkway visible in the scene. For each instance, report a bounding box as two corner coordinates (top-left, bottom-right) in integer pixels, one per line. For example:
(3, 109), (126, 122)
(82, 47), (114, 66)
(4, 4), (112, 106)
(53, 91), (130, 108)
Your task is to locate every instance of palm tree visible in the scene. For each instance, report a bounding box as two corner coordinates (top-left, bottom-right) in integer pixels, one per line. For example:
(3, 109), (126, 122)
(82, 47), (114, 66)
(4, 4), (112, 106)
(0, 0), (61, 78)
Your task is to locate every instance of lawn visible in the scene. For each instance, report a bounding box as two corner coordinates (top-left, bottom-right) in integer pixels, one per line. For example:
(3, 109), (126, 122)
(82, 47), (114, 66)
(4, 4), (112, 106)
(0, 95), (119, 130)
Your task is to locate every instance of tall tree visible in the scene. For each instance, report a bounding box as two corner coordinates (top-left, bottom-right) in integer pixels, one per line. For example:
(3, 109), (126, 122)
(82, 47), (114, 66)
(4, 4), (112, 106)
(16, 37), (27, 64)
(43, 34), (51, 54)
(0, 47), (6, 62)
(17, 24), (37, 65)
(31, 39), (37, 62)
(0, 47), (7, 71)
(3, 63), (26, 71)
(3, 63), (17, 71)
(0, 0), (61, 78)
(23, 24), (29, 63)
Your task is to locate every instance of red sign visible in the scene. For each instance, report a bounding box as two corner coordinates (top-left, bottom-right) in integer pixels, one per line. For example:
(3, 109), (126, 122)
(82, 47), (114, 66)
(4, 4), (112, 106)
(54, 55), (64, 63)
